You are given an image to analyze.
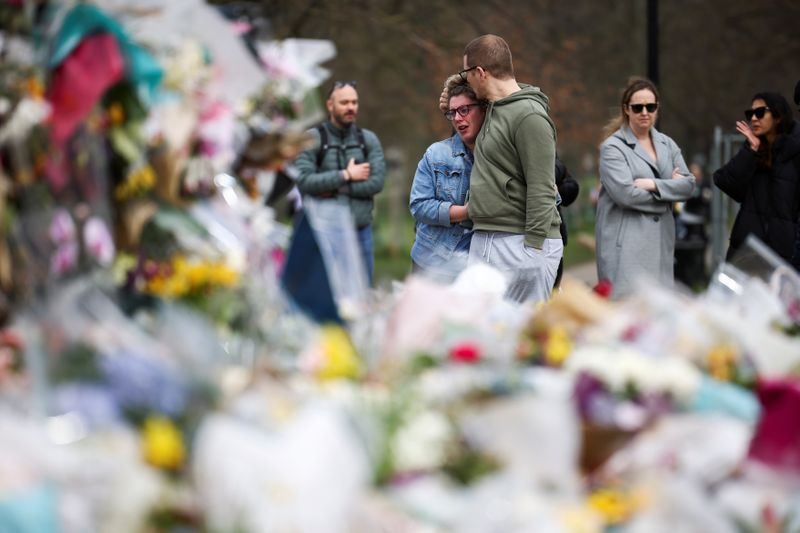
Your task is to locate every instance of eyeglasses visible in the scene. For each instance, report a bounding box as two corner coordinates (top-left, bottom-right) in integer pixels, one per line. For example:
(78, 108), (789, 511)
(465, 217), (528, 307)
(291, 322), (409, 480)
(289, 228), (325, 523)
(459, 66), (479, 82)
(444, 103), (481, 121)
(744, 106), (770, 120)
(628, 103), (658, 114)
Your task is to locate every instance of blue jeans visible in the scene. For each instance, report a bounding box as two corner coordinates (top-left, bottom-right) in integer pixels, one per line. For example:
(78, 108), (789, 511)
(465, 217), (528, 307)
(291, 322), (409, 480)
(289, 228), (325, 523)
(357, 225), (374, 285)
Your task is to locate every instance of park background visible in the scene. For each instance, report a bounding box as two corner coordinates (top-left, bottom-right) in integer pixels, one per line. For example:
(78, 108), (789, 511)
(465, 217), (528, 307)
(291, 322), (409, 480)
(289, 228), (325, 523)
(212, 0), (800, 283)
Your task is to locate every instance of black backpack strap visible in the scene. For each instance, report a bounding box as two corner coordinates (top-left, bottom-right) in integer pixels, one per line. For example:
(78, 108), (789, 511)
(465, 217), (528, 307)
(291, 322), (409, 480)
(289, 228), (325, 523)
(355, 127), (368, 159)
(315, 124), (329, 168)
(316, 124), (369, 168)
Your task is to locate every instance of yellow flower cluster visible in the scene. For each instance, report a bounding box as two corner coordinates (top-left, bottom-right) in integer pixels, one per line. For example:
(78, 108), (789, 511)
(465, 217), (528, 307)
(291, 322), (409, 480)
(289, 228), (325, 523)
(316, 325), (362, 381)
(145, 255), (240, 299)
(587, 488), (642, 526)
(142, 416), (185, 470)
(544, 325), (573, 366)
(115, 164), (156, 201)
(706, 344), (738, 382)
(25, 76), (45, 100)
(107, 102), (125, 125)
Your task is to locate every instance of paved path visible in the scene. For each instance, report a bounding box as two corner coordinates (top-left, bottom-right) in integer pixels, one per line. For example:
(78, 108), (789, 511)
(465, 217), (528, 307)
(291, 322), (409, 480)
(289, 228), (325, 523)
(564, 261), (597, 286)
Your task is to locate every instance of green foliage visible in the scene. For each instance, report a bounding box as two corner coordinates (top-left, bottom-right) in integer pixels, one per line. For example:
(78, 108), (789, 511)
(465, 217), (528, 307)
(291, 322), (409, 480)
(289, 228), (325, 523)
(50, 342), (102, 384)
(442, 439), (500, 486)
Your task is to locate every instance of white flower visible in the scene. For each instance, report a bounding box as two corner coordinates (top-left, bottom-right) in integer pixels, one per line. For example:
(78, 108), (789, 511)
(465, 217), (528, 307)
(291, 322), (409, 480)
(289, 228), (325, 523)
(393, 410), (453, 473)
(565, 345), (701, 401)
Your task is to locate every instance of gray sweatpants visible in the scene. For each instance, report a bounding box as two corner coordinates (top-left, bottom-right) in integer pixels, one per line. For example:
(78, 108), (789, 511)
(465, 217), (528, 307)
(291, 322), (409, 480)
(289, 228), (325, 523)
(468, 231), (563, 303)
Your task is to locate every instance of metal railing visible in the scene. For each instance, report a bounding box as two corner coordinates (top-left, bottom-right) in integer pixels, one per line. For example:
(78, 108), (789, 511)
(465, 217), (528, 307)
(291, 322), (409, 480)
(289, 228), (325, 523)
(708, 126), (743, 273)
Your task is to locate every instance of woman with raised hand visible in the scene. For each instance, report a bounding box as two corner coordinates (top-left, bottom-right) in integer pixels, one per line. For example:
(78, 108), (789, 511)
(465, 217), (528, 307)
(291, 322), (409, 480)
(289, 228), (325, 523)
(713, 92), (800, 265)
(595, 78), (695, 299)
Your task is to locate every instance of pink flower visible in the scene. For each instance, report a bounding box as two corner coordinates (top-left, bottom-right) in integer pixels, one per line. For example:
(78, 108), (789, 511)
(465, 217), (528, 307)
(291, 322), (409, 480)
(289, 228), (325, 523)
(48, 209), (76, 244)
(449, 342), (481, 364)
(83, 217), (115, 265)
(51, 242), (78, 275)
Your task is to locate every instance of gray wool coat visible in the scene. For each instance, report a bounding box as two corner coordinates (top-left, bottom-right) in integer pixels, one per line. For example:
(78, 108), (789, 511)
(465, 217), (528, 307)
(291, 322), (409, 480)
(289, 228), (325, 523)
(595, 126), (695, 299)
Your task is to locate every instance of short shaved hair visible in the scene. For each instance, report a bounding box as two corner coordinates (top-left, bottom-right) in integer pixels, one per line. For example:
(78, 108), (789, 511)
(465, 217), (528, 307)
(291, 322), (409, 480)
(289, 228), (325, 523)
(464, 34), (514, 80)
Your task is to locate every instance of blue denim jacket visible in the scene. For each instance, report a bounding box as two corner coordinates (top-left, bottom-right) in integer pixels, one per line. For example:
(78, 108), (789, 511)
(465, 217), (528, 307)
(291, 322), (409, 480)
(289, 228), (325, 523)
(409, 134), (473, 272)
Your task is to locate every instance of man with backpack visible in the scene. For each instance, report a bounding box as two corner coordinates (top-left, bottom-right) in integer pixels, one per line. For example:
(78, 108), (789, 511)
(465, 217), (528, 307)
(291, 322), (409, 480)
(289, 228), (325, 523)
(294, 80), (386, 283)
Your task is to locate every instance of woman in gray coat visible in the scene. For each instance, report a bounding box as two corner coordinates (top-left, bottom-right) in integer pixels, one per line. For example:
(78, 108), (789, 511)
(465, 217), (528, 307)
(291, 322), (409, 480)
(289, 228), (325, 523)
(596, 78), (695, 299)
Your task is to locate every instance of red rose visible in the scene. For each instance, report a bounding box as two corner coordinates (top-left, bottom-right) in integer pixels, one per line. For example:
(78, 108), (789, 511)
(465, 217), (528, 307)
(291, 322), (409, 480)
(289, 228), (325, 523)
(593, 279), (613, 298)
(449, 342), (481, 363)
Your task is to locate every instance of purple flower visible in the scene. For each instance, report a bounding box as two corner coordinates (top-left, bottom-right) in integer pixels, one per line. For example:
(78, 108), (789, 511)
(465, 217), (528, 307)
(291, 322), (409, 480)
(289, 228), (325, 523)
(99, 351), (187, 417)
(574, 372), (609, 419)
(51, 383), (122, 428)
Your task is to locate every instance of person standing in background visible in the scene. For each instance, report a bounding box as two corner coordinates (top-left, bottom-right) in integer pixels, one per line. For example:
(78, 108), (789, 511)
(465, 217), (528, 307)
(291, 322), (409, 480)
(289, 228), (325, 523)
(460, 34), (563, 303)
(714, 92), (800, 267)
(409, 75), (486, 283)
(595, 77), (695, 299)
(293, 80), (386, 284)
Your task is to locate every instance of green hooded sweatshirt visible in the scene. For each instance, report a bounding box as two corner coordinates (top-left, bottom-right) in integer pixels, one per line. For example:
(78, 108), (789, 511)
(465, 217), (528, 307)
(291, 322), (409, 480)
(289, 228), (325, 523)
(467, 84), (562, 249)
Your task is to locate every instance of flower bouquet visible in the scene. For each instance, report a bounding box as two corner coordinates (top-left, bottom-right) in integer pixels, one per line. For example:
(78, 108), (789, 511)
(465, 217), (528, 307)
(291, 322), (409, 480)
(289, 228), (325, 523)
(566, 346), (701, 475)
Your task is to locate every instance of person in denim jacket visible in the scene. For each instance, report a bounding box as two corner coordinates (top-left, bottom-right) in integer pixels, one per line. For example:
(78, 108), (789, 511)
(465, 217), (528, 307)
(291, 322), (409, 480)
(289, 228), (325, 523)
(409, 77), (486, 282)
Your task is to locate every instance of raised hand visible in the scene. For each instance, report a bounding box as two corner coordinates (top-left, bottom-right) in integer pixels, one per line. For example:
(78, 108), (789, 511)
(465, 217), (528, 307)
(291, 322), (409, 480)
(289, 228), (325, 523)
(736, 120), (761, 152)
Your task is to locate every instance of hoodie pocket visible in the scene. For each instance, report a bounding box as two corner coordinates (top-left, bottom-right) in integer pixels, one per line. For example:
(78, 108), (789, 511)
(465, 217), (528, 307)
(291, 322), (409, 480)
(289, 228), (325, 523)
(469, 179), (510, 219)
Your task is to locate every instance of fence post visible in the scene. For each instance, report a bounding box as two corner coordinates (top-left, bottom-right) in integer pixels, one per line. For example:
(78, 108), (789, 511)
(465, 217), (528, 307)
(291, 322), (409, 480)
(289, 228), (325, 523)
(709, 126), (726, 273)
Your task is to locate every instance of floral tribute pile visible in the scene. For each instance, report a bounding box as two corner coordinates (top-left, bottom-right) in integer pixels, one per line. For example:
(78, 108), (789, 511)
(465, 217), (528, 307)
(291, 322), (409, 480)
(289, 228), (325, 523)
(1, 2), (800, 533)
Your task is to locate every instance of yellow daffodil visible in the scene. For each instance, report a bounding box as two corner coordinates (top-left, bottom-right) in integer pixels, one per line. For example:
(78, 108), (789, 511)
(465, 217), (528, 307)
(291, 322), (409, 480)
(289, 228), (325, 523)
(587, 488), (638, 525)
(316, 325), (362, 381)
(107, 102), (125, 125)
(142, 255), (240, 300)
(115, 164), (156, 200)
(544, 325), (572, 366)
(142, 416), (185, 470)
(25, 77), (45, 100)
(707, 344), (737, 382)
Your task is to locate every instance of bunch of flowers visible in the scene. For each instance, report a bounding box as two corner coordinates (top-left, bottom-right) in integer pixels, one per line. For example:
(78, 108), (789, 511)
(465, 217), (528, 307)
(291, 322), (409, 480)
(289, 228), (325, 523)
(566, 346), (702, 475)
(135, 255), (240, 300)
(46, 339), (215, 474)
(113, 163), (156, 201)
(702, 342), (758, 388)
(518, 324), (574, 367)
(569, 346), (701, 429)
(117, 251), (246, 330)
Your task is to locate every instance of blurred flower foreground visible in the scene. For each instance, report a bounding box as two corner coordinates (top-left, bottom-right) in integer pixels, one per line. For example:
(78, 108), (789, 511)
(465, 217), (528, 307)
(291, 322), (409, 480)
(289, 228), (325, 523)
(0, 2), (799, 532)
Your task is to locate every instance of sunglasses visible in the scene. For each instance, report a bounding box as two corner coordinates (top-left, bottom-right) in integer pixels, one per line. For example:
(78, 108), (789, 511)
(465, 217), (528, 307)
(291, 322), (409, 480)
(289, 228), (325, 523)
(628, 103), (658, 114)
(444, 103), (482, 121)
(459, 66), (479, 82)
(328, 80), (357, 97)
(744, 106), (770, 120)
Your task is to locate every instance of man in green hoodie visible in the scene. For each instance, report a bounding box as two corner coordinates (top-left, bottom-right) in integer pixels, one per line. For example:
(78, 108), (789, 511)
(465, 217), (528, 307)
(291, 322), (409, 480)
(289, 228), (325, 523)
(460, 34), (563, 303)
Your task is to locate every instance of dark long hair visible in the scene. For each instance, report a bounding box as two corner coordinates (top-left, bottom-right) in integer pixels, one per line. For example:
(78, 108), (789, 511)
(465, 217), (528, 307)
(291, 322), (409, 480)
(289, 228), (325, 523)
(751, 91), (792, 167)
